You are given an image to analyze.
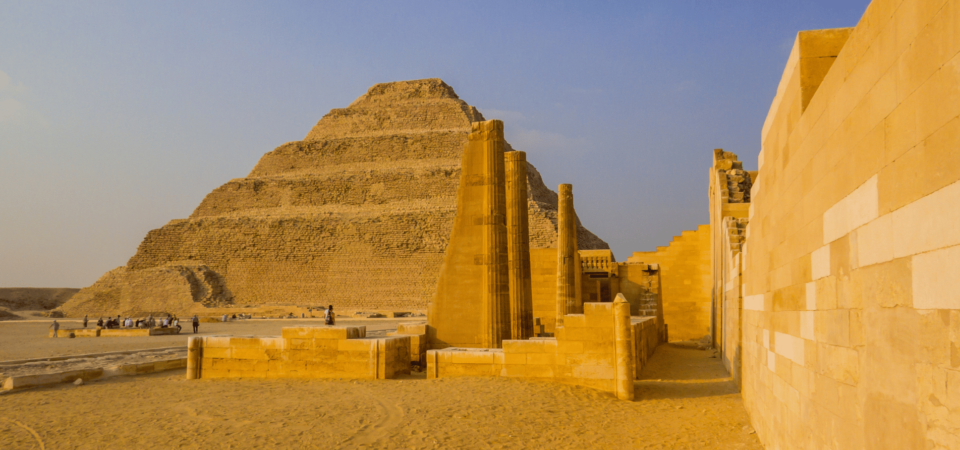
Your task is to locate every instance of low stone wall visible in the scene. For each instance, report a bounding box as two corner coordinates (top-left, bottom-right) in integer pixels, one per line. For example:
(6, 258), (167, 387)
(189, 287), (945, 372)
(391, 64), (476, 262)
(2, 358), (186, 390)
(426, 298), (659, 399)
(189, 326), (411, 380)
(49, 327), (180, 338)
(631, 316), (659, 375)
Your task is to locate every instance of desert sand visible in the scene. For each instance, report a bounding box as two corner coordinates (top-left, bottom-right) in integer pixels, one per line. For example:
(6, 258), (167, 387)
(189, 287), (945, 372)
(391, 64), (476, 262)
(0, 334), (760, 449)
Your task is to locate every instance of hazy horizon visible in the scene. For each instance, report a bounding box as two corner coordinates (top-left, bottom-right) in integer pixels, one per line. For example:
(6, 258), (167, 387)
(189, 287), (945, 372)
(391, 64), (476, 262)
(1, 1), (870, 288)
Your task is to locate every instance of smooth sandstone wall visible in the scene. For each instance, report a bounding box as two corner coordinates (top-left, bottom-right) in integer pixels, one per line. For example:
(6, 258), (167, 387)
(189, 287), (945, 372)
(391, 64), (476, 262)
(741, 1), (960, 447)
(630, 224), (712, 341)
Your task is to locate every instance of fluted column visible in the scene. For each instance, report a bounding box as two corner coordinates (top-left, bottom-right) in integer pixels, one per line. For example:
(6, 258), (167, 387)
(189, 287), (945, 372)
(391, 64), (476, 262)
(556, 184), (577, 327)
(505, 151), (533, 340)
(478, 120), (510, 348)
(614, 293), (636, 400)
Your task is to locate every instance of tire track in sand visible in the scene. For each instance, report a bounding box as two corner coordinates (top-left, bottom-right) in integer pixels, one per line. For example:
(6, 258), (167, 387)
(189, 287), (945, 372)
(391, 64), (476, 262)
(337, 386), (404, 448)
(1, 417), (45, 450)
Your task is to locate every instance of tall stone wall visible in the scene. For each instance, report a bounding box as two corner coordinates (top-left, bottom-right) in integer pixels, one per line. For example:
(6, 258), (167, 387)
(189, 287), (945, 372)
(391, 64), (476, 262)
(629, 224), (711, 342)
(62, 79), (609, 317)
(739, 1), (960, 447)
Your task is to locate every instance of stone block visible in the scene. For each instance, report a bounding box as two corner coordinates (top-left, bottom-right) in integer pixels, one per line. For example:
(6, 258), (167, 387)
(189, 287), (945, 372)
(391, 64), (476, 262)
(313, 339), (339, 351)
(503, 353), (526, 365)
(397, 322), (427, 334)
(229, 337), (263, 349)
(525, 353), (556, 366)
(912, 243), (960, 309)
(564, 352), (615, 368)
(571, 365), (616, 380)
(338, 338), (376, 352)
(556, 341), (584, 354)
(288, 339), (314, 350)
(204, 336), (232, 348)
(260, 337), (285, 350)
(562, 314), (586, 328)
(502, 340), (554, 353)
(451, 350), (495, 365)
(442, 364), (498, 377)
(892, 179), (960, 259)
(314, 327), (359, 340)
(282, 327), (312, 339)
(582, 341), (616, 354)
(817, 343), (860, 385)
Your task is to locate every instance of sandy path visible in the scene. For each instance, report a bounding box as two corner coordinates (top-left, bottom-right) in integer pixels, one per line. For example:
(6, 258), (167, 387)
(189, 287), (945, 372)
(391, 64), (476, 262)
(0, 318), (410, 361)
(0, 343), (760, 449)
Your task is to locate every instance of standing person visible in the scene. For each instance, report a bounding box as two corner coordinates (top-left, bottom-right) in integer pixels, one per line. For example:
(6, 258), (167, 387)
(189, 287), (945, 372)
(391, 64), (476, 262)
(192, 315), (199, 334)
(49, 320), (60, 337)
(83, 315), (88, 328)
(324, 305), (335, 326)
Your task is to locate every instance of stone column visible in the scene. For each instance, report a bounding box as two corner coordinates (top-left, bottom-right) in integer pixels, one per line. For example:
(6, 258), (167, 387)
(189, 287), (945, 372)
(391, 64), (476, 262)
(614, 293), (636, 400)
(505, 151), (534, 340)
(479, 120), (511, 349)
(186, 336), (202, 380)
(556, 184), (577, 327)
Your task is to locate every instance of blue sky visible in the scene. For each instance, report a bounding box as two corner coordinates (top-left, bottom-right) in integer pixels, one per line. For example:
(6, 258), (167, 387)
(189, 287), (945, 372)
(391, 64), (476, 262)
(0, 1), (870, 287)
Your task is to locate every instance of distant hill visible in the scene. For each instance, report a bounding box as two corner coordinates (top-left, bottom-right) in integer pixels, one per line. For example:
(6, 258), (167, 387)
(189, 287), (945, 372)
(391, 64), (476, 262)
(0, 288), (80, 311)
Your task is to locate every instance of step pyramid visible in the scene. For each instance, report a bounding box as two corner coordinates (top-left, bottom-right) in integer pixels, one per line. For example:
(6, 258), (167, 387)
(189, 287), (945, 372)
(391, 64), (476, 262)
(62, 79), (608, 316)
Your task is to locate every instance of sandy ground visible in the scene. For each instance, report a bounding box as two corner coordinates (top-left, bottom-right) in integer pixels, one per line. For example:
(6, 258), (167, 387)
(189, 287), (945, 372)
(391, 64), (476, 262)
(0, 318), (411, 361)
(0, 341), (761, 449)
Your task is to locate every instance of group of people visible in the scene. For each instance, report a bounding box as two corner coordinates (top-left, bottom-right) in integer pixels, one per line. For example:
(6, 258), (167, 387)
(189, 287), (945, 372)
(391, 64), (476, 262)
(79, 314), (186, 333)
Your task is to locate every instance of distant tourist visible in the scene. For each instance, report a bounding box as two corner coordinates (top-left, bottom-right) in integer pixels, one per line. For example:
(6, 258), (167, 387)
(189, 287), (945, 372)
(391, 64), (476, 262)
(324, 305), (335, 326)
(192, 315), (199, 334)
(173, 318), (181, 333)
(49, 320), (60, 338)
(83, 315), (88, 328)
(222, 314), (228, 322)
(97, 317), (103, 327)
(161, 317), (169, 328)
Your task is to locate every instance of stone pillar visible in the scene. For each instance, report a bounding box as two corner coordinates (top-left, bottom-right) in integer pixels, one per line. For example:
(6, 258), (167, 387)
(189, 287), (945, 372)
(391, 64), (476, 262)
(186, 336), (202, 380)
(556, 184), (577, 327)
(479, 121), (511, 348)
(427, 120), (510, 349)
(614, 293), (636, 400)
(505, 151), (534, 340)
(595, 280), (602, 303)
